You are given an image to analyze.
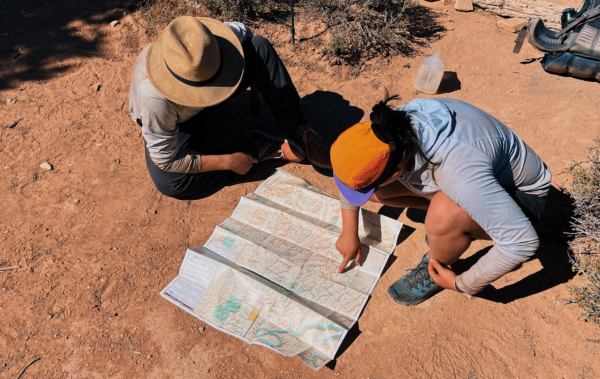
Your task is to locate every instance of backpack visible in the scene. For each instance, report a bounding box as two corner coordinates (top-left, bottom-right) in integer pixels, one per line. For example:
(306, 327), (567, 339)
(514, 0), (600, 81)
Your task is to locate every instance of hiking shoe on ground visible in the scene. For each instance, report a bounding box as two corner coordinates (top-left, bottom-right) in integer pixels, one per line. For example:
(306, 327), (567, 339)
(297, 123), (332, 169)
(387, 252), (443, 306)
(250, 130), (305, 162)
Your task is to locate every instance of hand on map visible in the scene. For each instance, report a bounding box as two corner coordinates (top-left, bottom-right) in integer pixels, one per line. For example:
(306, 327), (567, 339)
(336, 231), (362, 273)
(428, 258), (457, 291)
(227, 152), (258, 175)
(249, 86), (263, 117)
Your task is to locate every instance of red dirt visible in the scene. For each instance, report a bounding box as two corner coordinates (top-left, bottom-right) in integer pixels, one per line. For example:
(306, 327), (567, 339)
(1, 0), (600, 378)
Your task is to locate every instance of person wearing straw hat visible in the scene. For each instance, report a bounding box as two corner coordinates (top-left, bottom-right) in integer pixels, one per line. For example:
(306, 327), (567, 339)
(129, 16), (331, 200)
(331, 92), (551, 305)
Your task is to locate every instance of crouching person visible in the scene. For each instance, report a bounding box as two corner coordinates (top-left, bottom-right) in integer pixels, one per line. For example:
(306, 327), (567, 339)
(332, 93), (552, 304)
(129, 16), (331, 200)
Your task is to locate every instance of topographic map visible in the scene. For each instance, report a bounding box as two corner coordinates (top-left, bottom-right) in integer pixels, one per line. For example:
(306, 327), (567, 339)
(161, 169), (403, 370)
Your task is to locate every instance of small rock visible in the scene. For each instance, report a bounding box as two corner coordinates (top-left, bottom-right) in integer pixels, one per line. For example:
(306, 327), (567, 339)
(146, 355), (152, 359)
(454, 0), (474, 11)
(497, 18), (528, 33)
(40, 162), (53, 171)
(110, 20), (120, 27)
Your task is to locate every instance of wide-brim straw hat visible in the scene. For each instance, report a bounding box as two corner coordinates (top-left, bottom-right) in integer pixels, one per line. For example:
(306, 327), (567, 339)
(146, 16), (245, 108)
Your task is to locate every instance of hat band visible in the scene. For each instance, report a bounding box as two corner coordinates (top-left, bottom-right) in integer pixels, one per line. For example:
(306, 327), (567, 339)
(164, 51), (224, 88)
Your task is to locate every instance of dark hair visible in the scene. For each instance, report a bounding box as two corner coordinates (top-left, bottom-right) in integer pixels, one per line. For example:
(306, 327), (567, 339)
(369, 89), (439, 171)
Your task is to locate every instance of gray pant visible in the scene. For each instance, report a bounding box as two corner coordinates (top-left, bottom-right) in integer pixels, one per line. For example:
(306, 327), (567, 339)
(145, 36), (304, 200)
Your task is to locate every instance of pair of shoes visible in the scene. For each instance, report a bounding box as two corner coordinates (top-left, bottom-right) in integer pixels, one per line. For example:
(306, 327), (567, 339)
(250, 123), (333, 169)
(387, 252), (443, 306)
(250, 130), (305, 162)
(296, 122), (332, 169)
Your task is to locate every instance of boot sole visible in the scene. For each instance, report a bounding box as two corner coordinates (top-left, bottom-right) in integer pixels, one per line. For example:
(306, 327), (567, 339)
(250, 130), (306, 161)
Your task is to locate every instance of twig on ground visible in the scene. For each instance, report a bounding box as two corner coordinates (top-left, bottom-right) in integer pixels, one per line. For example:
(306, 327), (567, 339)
(16, 356), (40, 379)
(7, 119), (21, 129)
(352, 61), (366, 79)
(0, 266), (20, 272)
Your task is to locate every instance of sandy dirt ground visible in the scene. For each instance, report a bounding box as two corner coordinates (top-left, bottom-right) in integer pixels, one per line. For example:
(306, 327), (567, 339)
(1, 0), (600, 377)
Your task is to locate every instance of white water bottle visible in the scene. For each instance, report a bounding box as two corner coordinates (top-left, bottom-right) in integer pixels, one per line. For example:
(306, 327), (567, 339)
(414, 52), (444, 95)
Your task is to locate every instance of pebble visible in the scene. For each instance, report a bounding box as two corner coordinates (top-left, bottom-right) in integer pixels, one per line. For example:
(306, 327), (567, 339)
(110, 20), (119, 27)
(40, 162), (53, 171)
(454, 0), (474, 12)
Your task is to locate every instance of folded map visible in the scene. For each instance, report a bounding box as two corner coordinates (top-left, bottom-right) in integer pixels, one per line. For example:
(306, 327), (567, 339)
(161, 169), (403, 370)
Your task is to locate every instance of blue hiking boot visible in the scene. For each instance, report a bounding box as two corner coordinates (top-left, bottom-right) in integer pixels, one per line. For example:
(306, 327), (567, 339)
(387, 252), (443, 306)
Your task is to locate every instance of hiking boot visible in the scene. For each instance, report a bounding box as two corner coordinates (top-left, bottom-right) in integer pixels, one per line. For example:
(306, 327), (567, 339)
(250, 130), (305, 162)
(387, 252), (443, 306)
(297, 123), (332, 169)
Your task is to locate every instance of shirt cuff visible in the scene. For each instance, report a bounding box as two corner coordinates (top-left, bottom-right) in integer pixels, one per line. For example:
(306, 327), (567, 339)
(156, 153), (203, 174)
(339, 192), (360, 211)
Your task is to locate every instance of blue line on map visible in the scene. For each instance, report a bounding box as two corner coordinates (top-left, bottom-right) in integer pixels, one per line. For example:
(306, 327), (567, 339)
(313, 354), (327, 367)
(255, 322), (344, 349)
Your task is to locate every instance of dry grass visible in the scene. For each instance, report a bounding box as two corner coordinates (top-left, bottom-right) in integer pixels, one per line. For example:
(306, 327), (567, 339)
(299, 0), (414, 63)
(133, 0), (442, 69)
(568, 140), (600, 325)
(134, 0), (210, 38)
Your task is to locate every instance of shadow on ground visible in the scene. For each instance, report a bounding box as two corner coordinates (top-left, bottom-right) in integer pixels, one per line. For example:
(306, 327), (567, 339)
(300, 90), (365, 144)
(404, 4), (447, 53)
(437, 71), (462, 94)
(300, 90), (365, 176)
(0, 0), (136, 90)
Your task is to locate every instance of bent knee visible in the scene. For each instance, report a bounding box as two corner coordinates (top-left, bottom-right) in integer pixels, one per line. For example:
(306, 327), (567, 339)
(425, 192), (470, 236)
(155, 184), (185, 200)
(425, 211), (457, 236)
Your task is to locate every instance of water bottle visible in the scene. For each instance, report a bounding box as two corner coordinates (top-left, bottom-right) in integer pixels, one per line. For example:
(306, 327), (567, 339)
(414, 52), (444, 95)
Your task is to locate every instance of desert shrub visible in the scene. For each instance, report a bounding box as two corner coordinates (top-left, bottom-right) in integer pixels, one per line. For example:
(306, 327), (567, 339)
(196, 0), (272, 21)
(298, 0), (414, 63)
(568, 140), (600, 325)
(134, 0), (436, 67)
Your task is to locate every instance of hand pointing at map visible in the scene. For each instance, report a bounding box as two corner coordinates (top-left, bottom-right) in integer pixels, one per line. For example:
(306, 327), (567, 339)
(336, 208), (362, 273)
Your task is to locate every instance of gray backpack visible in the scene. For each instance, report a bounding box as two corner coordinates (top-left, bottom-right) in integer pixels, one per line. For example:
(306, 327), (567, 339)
(514, 0), (600, 81)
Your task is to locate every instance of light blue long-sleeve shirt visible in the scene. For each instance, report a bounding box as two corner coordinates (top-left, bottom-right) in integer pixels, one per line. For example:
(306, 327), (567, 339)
(342, 98), (552, 294)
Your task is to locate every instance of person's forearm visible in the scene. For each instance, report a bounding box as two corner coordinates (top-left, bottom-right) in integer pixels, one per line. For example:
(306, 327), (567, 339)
(455, 246), (527, 295)
(341, 208), (359, 234)
(198, 154), (232, 172)
(157, 154), (232, 174)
